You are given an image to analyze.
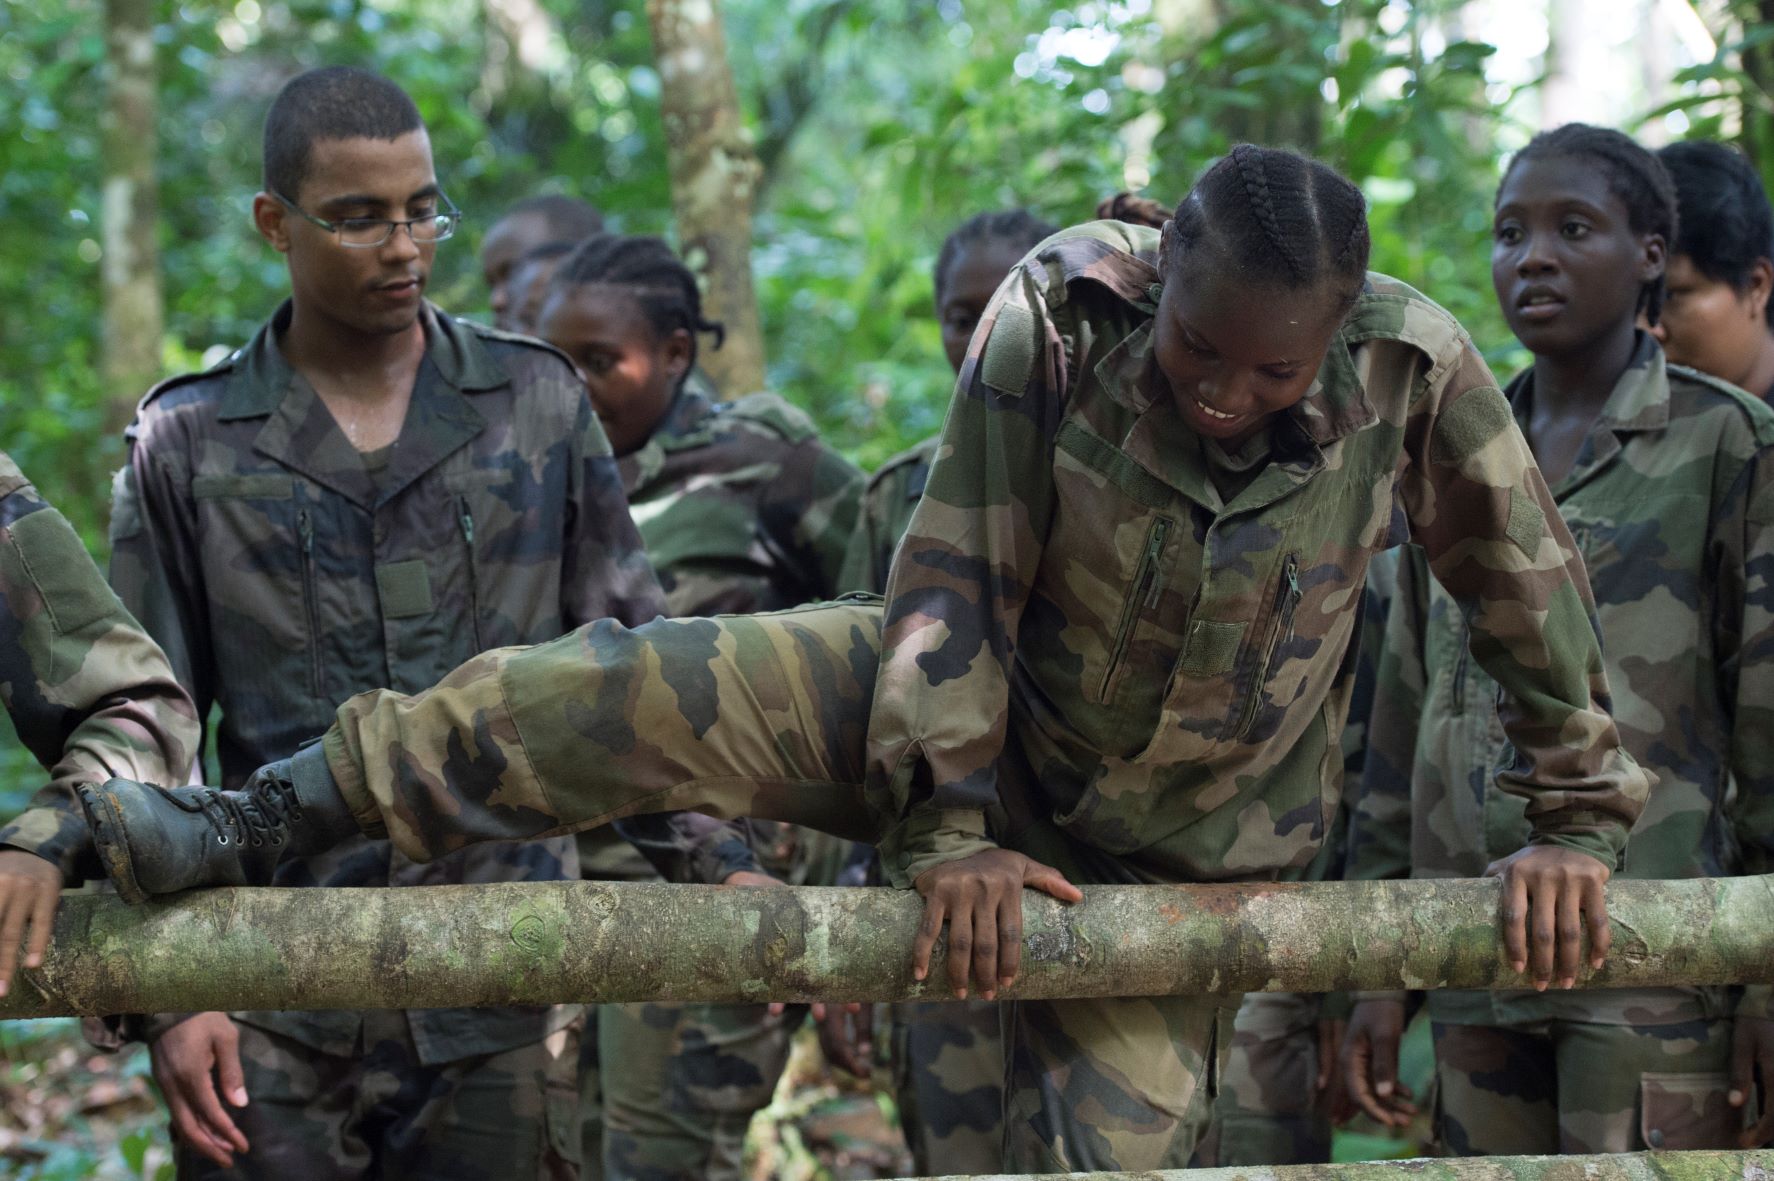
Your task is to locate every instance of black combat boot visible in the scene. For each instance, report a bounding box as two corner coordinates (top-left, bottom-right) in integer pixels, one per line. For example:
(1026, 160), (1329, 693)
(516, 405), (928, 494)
(78, 746), (360, 903)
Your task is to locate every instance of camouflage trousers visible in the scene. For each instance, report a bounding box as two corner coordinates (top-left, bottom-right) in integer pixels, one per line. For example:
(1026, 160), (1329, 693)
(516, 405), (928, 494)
(1191, 992), (1333, 1167)
(1431, 1016), (1740, 1155)
(325, 601), (1236, 1171)
(890, 999), (1006, 1175)
(174, 1011), (580, 1180)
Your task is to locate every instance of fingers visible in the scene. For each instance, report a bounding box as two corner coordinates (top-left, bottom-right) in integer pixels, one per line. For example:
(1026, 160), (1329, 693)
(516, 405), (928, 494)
(1022, 859), (1083, 904)
(1501, 866), (1530, 977)
(996, 891), (1022, 995)
(1732, 1021), (1756, 1110)
(1737, 1021), (1774, 1147)
(968, 895), (998, 1000)
(912, 895), (946, 985)
(1554, 878), (1583, 990)
(24, 883), (57, 973)
(0, 884), (32, 999)
(215, 1025), (249, 1111)
(1583, 873), (1611, 970)
(945, 905), (974, 999)
(1315, 1019), (1346, 1093)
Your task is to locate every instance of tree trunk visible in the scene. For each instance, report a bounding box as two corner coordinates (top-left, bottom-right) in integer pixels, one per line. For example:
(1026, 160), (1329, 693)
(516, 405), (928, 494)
(646, 0), (767, 398)
(101, 0), (163, 430)
(4, 875), (1771, 1019)
(917, 1149), (1771, 1179)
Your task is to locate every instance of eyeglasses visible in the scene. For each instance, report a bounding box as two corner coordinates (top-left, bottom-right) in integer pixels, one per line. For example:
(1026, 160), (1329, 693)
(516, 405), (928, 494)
(272, 190), (462, 248)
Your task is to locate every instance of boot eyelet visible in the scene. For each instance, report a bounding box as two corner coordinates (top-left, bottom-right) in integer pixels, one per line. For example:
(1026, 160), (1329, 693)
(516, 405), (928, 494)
(215, 834), (230, 846)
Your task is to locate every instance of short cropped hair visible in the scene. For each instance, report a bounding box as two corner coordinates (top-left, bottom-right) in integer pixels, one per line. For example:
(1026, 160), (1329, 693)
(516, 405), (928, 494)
(263, 66), (424, 199)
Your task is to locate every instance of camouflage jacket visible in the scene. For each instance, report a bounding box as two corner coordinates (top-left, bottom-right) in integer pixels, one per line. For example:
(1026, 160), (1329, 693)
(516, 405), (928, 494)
(597, 379), (862, 879)
(866, 221), (1651, 889)
(838, 435), (938, 595)
(619, 380), (863, 617)
(0, 451), (198, 879)
(112, 302), (666, 1064)
(1345, 337), (1774, 1023)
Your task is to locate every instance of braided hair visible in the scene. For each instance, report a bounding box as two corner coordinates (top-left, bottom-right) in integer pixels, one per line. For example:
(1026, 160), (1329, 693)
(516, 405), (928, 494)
(551, 234), (726, 381)
(935, 210), (1058, 300)
(1169, 145), (1371, 311)
(1501, 124), (1678, 324)
(1658, 139), (1774, 327)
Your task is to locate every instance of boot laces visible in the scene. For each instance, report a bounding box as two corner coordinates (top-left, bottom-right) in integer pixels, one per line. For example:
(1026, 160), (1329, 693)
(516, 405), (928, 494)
(179, 770), (302, 850)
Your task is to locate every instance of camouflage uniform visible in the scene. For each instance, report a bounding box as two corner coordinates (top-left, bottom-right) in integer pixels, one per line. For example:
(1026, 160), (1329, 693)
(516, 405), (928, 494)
(836, 435), (937, 597)
(263, 222), (1646, 1174)
(1194, 546), (1397, 1168)
(1345, 336), (1774, 1154)
(841, 432), (1007, 1176)
(0, 450), (198, 878)
(113, 301), (675, 1179)
(592, 381), (864, 1181)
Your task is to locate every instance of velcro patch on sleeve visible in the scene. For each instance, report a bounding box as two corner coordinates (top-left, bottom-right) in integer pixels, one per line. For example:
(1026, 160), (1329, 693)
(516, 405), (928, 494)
(1179, 618), (1246, 677)
(1506, 487), (1546, 558)
(981, 301), (1038, 396)
(1430, 387), (1513, 468)
(375, 560), (434, 620)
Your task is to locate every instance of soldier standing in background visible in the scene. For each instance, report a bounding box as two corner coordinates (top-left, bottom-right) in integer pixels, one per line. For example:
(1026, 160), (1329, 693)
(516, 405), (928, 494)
(106, 67), (677, 1179)
(535, 231), (863, 1181)
(480, 194), (604, 332)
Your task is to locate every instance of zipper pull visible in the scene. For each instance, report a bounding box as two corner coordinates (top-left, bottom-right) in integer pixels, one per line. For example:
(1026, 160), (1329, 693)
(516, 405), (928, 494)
(458, 497), (474, 545)
(1285, 556), (1300, 598)
(297, 508), (313, 554)
(1143, 521), (1170, 609)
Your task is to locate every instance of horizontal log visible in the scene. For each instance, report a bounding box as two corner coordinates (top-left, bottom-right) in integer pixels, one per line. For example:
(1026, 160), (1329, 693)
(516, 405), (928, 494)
(3, 874), (1771, 1018)
(908, 1150), (1773, 1179)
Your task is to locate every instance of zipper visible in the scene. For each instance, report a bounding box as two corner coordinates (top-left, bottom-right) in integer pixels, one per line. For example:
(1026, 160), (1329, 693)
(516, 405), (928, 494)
(1237, 554), (1300, 739)
(458, 496), (484, 651)
(1098, 517), (1171, 702)
(296, 503), (322, 699)
(1450, 627), (1470, 713)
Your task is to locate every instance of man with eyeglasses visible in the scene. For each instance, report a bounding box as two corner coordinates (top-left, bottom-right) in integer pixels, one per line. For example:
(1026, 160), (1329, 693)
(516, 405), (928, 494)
(103, 66), (674, 1179)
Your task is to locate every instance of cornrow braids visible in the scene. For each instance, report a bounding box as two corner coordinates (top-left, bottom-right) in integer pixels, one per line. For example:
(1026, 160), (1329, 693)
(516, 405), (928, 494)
(934, 209), (1059, 302)
(551, 233), (726, 384)
(1168, 145), (1371, 311)
(1658, 139), (1774, 327)
(1502, 124), (1678, 324)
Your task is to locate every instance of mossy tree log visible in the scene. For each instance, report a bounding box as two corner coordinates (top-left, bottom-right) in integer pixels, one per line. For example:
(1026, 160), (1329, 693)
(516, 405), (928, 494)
(3, 875), (1771, 1019)
(907, 1149), (1770, 1180)
(646, 0), (767, 398)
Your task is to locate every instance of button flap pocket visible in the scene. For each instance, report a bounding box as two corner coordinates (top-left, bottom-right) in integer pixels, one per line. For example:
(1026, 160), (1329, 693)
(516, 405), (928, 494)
(1639, 1071), (1739, 1150)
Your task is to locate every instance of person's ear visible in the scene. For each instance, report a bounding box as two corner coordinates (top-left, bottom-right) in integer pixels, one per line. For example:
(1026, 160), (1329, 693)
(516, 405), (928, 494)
(1748, 258), (1773, 322)
(253, 192), (291, 254)
(1641, 233), (1667, 284)
(663, 328), (693, 382)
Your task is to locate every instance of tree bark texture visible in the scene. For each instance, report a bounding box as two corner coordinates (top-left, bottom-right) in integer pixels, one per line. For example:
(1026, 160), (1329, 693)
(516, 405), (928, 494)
(646, 0), (768, 398)
(3, 875), (1771, 1020)
(910, 1149), (1771, 1180)
(101, 0), (164, 430)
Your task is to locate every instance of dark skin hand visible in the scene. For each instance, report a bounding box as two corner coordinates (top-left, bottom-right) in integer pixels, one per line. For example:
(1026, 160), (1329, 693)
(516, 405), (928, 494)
(1485, 845), (1612, 990)
(816, 1000), (875, 1078)
(1731, 1017), (1774, 1146)
(0, 850), (62, 998)
(152, 1012), (250, 1167)
(911, 848), (1083, 1000)
(1337, 998), (1417, 1128)
(1315, 1017), (1348, 1114)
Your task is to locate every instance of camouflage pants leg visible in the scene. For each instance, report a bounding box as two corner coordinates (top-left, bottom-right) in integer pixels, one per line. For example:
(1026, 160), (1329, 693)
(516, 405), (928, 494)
(600, 1001), (802, 1181)
(1191, 992), (1332, 1167)
(890, 999), (1006, 1175)
(174, 1012), (581, 1180)
(323, 601), (1232, 1173)
(1433, 1015), (1738, 1156)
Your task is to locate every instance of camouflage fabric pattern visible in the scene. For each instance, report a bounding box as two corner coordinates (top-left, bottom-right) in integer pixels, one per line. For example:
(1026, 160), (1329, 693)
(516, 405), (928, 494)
(111, 298), (667, 1071)
(0, 450), (198, 879)
(616, 379), (862, 618)
(1197, 551), (1398, 1167)
(1190, 993), (1330, 1167)
(1345, 336), (1774, 1026)
(889, 997), (1005, 1175)
(588, 376), (862, 1181)
(865, 220), (1649, 891)
(1431, 1018), (1739, 1155)
(836, 435), (937, 595)
(173, 1008), (581, 1180)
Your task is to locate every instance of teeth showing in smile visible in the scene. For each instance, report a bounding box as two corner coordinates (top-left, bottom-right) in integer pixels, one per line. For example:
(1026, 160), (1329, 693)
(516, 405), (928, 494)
(1195, 396), (1238, 422)
(1524, 294), (1560, 306)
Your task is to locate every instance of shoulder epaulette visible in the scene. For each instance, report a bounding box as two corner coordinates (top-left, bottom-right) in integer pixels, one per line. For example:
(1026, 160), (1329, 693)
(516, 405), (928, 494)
(135, 349), (239, 418)
(1338, 274), (1468, 361)
(456, 317), (581, 371)
(1667, 362), (1774, 447)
